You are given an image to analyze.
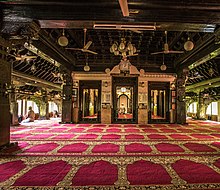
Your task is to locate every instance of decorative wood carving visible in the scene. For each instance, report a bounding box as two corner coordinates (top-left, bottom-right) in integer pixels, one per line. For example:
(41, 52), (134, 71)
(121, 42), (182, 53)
(0, 43), (12, 146)
(59, 66), (74, 123)
(176, 67), (189, 124)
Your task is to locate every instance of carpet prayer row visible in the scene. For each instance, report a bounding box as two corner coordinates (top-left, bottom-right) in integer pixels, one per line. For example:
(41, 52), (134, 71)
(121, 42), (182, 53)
(1, 119), (220, 189)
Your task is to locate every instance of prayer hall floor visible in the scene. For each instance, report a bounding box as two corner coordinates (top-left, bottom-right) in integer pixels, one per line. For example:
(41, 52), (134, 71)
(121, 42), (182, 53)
(1, 118), (220, 189)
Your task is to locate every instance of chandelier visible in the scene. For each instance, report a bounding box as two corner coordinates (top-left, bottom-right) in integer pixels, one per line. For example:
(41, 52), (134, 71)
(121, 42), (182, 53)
(110, 38), (137, 57)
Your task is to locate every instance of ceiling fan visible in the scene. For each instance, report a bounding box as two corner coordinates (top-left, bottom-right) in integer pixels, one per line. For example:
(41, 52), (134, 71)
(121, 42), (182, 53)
(151, 31), (184, 55)
(66, 28), (98, 55)
(119, 0), (129, 17)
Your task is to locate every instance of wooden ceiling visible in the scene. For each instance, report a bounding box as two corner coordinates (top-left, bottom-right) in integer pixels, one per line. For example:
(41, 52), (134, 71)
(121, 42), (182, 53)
(1, 0), (220, 98)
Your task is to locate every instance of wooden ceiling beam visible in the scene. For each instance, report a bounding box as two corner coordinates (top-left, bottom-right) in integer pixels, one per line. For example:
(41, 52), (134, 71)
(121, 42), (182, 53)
(37, 29), (76, 66)
(12, 71), (62, 91)
(67, 29), (83, 48)
(175, 28), (220, 70)
(186, 77), (220, 93)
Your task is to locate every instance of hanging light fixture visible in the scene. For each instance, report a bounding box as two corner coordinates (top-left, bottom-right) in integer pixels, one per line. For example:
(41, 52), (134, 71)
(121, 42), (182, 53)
(84, 65), (90, 72)
(110, 38), (137, 58)
(58, 29), (69, 47)
(160, 54), (167, 71)
(84, 54), (90, 72)
(184, 33), (194, 51)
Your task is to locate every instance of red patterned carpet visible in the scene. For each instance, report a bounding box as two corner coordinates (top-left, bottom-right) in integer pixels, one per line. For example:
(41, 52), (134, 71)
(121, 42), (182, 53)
(1, 119), (220, 189)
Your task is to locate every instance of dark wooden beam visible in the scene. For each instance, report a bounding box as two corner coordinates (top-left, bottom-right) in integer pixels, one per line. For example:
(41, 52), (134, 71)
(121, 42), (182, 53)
(12, 70), (62, 91)
(186, 77), (220, 92)
(32, 40), (75, 70)
(37, 29), (76, 68)
(67, 29), (83, 48)
(175, 28), (220, 70)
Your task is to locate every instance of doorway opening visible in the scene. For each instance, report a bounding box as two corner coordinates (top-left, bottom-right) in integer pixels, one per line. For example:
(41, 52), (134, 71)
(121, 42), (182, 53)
(79, 80), (101, 123)
(148, 82), (170, 123)
(112, 77), (137, 123)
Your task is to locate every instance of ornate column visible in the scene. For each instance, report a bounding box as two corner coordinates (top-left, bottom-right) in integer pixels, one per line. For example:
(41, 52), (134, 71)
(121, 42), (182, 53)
(54, 99), (62, 114)
(61, 69), (73, 123)
(37, 89), (49, 119)
(10, 85), (19, 125)
(42, 89), (49, 119)
(196, 91), (206, 119)
(176, 68), (188, 124)
(218, 100), (220, 122)
(0, 36), (17, 148)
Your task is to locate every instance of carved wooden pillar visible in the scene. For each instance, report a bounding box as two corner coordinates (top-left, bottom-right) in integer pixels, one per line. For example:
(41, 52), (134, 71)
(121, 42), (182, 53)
(61, 69), (73, 123)
(45, 96), (49, 119)
(0, 37), (14, 147)
(218, 101), (220, 122)
(55, 100), (62, 114)
(42, 89), (49, 119)
(176, 68), (188, 124)
(196, 91), (206, 119)
(10, 85), (19, 125)
(38, 89), (49, 119)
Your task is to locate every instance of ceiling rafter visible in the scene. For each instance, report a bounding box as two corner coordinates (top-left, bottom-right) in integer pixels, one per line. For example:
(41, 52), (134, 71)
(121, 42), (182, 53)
(1, 1), (220, 96)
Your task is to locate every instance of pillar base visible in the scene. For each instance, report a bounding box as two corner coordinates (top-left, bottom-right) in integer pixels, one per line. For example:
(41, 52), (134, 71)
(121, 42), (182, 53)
(59, 121), (74, 124)
(11, 122), (20, 126)
(176, 122), (188, 125)
(0, 142), (18, 152)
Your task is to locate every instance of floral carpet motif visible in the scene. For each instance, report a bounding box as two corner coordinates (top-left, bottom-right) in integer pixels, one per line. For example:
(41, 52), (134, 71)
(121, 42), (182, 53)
(1, 119), (220, 189)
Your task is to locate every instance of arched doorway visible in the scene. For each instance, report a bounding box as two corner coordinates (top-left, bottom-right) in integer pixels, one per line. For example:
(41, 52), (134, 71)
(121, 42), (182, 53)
(112, 77), (138, 123)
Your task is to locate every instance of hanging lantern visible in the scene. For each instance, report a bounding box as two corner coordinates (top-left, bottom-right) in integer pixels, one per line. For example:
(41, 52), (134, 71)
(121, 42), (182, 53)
(160, 64), (167, 71)
(119, 41), (125, 51)
(110, 38), (138, 57)
(133, 46), (137, 53)
(112, 43), (118, 51)
(84, 65), (90, 72)
(184, 38), (194, 51)
(110, 46), (114, 53)
(58, 36), (69, 47)
(127, 43), (133, 51)
(122, 51), (126, 57)
(114, 50), (119, 56)
(58, 29), (69, 47)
